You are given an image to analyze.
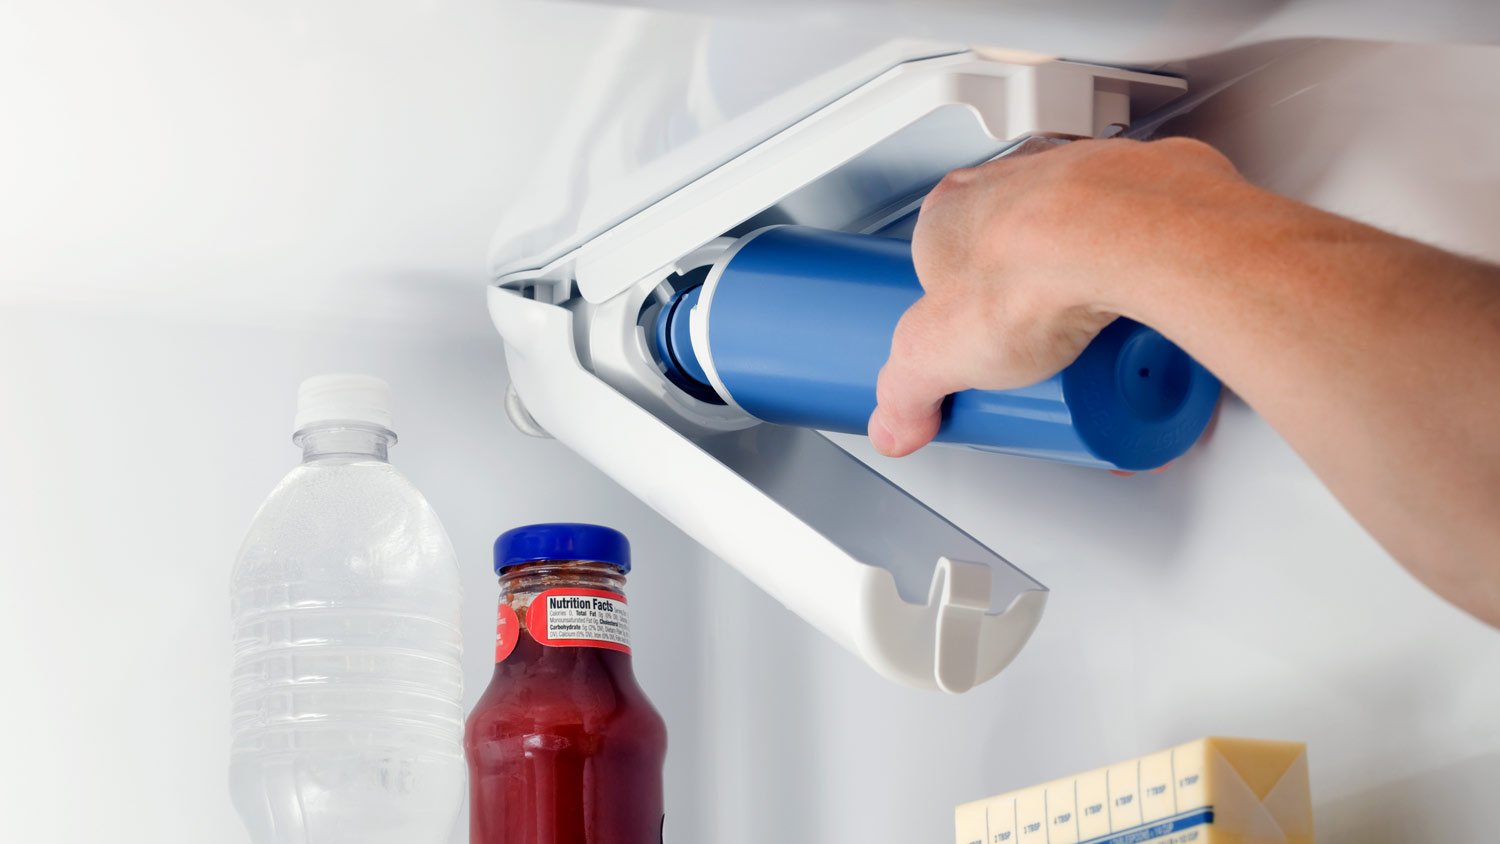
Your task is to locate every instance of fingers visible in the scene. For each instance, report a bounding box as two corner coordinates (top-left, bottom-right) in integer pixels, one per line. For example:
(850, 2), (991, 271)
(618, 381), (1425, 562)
(868, 297), (969, 457)
(868, 365), (943, 457)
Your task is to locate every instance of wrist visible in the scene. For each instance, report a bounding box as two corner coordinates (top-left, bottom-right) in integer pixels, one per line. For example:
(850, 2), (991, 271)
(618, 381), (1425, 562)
(1104, 182), (1306, 335)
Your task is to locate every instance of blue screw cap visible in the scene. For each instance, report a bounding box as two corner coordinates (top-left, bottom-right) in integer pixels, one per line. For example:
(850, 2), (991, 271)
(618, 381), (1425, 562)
(494, 523), (631, 574)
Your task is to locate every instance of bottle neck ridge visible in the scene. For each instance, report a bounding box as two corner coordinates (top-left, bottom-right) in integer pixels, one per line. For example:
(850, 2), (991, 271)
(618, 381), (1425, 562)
(295, 423), (395, 463)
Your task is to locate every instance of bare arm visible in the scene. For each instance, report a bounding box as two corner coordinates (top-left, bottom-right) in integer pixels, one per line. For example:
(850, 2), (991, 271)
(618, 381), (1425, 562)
(869, 137), (1500, 627)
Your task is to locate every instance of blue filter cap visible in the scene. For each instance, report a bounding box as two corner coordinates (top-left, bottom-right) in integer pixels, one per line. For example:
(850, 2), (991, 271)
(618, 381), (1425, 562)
(652, 285), (722, 404)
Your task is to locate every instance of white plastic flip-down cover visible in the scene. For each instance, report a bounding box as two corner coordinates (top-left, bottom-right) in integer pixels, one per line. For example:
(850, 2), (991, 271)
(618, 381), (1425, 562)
(489, 51), (1186, 692)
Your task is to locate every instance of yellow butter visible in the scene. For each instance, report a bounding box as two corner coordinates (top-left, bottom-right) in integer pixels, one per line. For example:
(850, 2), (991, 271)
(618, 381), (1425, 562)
(955, 737), (1313, 844)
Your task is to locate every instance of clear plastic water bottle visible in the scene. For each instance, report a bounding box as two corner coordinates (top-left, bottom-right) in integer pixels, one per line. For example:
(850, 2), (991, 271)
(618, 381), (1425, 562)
(230, 375), (464, 844)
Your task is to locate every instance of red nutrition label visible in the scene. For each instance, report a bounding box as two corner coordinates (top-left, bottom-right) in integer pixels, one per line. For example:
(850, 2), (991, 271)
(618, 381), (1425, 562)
(526, 588), (632, 654)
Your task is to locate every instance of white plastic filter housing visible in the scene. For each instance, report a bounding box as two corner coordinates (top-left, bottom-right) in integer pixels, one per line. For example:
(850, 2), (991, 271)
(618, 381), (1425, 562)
(488, 52), (1188, 692)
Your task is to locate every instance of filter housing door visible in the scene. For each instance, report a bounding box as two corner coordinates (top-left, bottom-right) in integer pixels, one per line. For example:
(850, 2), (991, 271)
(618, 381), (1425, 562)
(489, 52), (1188, 691)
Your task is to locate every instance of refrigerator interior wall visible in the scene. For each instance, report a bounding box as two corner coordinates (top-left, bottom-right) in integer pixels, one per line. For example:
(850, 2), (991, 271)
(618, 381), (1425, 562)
(1, 5), (1498, 844)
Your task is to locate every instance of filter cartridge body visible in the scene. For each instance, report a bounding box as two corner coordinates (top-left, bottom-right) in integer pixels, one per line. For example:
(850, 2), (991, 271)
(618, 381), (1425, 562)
(654, 226), (1220, 471)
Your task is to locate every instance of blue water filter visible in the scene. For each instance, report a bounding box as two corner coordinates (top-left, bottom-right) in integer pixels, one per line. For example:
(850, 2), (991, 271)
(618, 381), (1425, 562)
(654, 226), (1220, 471)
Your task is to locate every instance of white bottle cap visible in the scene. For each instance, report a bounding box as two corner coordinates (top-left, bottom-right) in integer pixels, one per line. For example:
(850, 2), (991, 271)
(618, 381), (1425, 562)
(294, 374), (394, 433)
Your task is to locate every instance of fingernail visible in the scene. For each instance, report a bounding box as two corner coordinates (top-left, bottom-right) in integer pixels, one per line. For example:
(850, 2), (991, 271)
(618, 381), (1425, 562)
(869, 415), (896, 455)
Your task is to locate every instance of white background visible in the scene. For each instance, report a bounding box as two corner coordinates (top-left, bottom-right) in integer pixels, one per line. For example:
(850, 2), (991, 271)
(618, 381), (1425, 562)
(2, 2), (1498, 843)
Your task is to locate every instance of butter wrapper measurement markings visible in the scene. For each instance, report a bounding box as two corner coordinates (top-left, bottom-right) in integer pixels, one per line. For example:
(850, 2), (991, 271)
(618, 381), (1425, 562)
(956, 738), (1313, 844)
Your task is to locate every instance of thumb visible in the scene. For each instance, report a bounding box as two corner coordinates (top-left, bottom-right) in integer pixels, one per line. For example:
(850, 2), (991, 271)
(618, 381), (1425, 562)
(868, 296), (969, 457)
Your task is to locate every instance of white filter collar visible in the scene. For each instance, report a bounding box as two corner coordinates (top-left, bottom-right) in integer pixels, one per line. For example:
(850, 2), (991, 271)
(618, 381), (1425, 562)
(294, 374), (393, 434)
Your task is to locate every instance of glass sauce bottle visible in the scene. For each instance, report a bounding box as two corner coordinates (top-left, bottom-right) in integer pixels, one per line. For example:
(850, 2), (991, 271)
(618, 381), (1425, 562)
(465, 523), (667, 844)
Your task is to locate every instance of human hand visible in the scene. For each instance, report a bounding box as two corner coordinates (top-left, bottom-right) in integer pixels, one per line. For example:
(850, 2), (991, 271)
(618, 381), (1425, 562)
(867, 137), (1246, 457)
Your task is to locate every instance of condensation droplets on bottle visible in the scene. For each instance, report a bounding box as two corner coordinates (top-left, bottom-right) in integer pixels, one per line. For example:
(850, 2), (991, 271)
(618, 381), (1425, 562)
(230, 375), (464, 844)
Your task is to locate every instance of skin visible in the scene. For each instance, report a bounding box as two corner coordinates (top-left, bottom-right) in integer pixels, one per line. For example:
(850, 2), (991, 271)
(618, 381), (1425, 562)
(867, 137), (1500, 628)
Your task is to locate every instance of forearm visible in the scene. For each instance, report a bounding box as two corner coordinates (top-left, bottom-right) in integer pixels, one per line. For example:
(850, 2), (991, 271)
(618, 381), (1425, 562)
(1119, 188), (1500, 625)
(884, 137), (1500, 625)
